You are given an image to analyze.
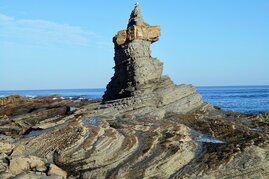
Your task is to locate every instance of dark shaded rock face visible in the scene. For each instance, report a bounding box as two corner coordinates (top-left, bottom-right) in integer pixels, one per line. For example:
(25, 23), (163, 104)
(103, 5), (162, 101)
(102, 5), (202, 113)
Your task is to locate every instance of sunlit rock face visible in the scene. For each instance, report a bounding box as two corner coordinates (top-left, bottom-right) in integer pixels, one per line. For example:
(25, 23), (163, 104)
(103, 4), (162, 100)
(102, 5), (202, 114)
(0, 4), (269, 179)
(1, 95), (268, 179)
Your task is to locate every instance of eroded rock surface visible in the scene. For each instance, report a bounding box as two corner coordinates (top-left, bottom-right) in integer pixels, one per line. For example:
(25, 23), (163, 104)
(102, 4), (202, 114)
(0, 4), (268, 179)
(0, 95), (268, 178)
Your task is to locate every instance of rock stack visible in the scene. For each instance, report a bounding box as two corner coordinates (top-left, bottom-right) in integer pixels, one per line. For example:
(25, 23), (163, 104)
(103, 4), (202, 113)
(0, 5), (268, 179)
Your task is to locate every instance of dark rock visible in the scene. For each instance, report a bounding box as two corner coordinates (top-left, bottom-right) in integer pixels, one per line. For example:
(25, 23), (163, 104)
(102, 4), (202, 114)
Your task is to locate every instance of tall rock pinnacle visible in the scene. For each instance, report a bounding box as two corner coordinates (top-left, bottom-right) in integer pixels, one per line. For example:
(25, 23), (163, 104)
(103, 4), (202, 113)
(127, 4), (146, 27)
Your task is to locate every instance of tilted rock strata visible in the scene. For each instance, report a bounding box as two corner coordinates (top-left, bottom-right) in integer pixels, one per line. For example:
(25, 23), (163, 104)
(0, 96), (268, 178)
(0, 95), (97, 137)
(103, 4), (202, 114)
(0, 4), (268, 179)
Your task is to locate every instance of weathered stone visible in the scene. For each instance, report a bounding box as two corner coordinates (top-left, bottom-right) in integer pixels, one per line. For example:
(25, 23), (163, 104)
(0, 95), (97, 137)
(115, 25), (160, 45)
(0, 141), (14, 155)
(0, 96), (26, 106)
(0, 4), (268, 179)
(14, 172), (61, 179)
(0, 154), (8, 173)
(127, 4), (147, 27)
(8, 156), (46, 176)
(47, 164), (67, 179)
(115, 30), (127, 45)
(103, 4), (202, 114)
(0, 96), (267, 178)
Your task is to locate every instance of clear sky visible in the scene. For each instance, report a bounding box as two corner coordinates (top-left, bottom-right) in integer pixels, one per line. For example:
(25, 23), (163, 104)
(0, 0), (268, 90)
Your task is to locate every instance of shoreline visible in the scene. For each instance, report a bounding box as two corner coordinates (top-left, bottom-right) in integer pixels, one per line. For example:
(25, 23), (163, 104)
(0, 94), (268, 178)
(1, 86), (269, 114)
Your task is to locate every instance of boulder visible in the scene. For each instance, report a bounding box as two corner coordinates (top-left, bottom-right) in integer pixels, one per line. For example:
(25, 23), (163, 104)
(0, 141), (14, 155)
(8, 156), (47, 176)
(47, 164), (67, 179)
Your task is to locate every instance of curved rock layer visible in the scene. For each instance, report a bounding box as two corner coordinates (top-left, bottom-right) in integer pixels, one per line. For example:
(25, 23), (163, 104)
(0, 96), (269, 178)
(0, 5), (268, 179)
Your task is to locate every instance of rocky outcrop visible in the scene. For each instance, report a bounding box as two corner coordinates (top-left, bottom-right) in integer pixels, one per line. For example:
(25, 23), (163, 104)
(0, 96), (268, 178)
(115, 25), (160, 45)
(1, 155), (67, 179)
(0, 95), (99, 136)
(0, 4), (268, 179)
(102, 4), (202, 114)
(48, 164), (67, 179)
(0, 96), (26, 106)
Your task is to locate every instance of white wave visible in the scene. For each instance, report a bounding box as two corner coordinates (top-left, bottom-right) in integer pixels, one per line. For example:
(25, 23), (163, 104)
(25, 95), (36, 98)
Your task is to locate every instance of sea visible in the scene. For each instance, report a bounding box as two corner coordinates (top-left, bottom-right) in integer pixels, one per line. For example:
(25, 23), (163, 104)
(0, 86), (269, 114)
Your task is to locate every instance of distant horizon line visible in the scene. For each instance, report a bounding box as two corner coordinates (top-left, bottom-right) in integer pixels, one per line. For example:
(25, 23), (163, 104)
(1, 84), (269, 91)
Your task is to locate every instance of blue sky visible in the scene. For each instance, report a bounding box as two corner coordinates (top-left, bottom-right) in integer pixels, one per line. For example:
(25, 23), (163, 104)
(0, 0), (268, 90)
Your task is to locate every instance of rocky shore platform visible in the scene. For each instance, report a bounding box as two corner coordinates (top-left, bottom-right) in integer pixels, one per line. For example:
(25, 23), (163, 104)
(0, 4), (268, 179)
(0, 95), (268, 179)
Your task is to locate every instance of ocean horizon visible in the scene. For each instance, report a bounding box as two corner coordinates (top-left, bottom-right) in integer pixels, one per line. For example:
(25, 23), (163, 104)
(1, 85), (269, 114)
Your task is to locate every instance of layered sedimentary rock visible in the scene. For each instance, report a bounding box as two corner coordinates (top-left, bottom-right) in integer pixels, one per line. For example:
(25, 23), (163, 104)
(0, 4), (269, 179)
(103, 4), (202, 114)
(0, 96), (26, 106)
(0, 95), (268, 178)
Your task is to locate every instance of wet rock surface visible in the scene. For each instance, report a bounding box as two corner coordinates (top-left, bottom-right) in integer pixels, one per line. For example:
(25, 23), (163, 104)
(0, 4), (269, 179)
